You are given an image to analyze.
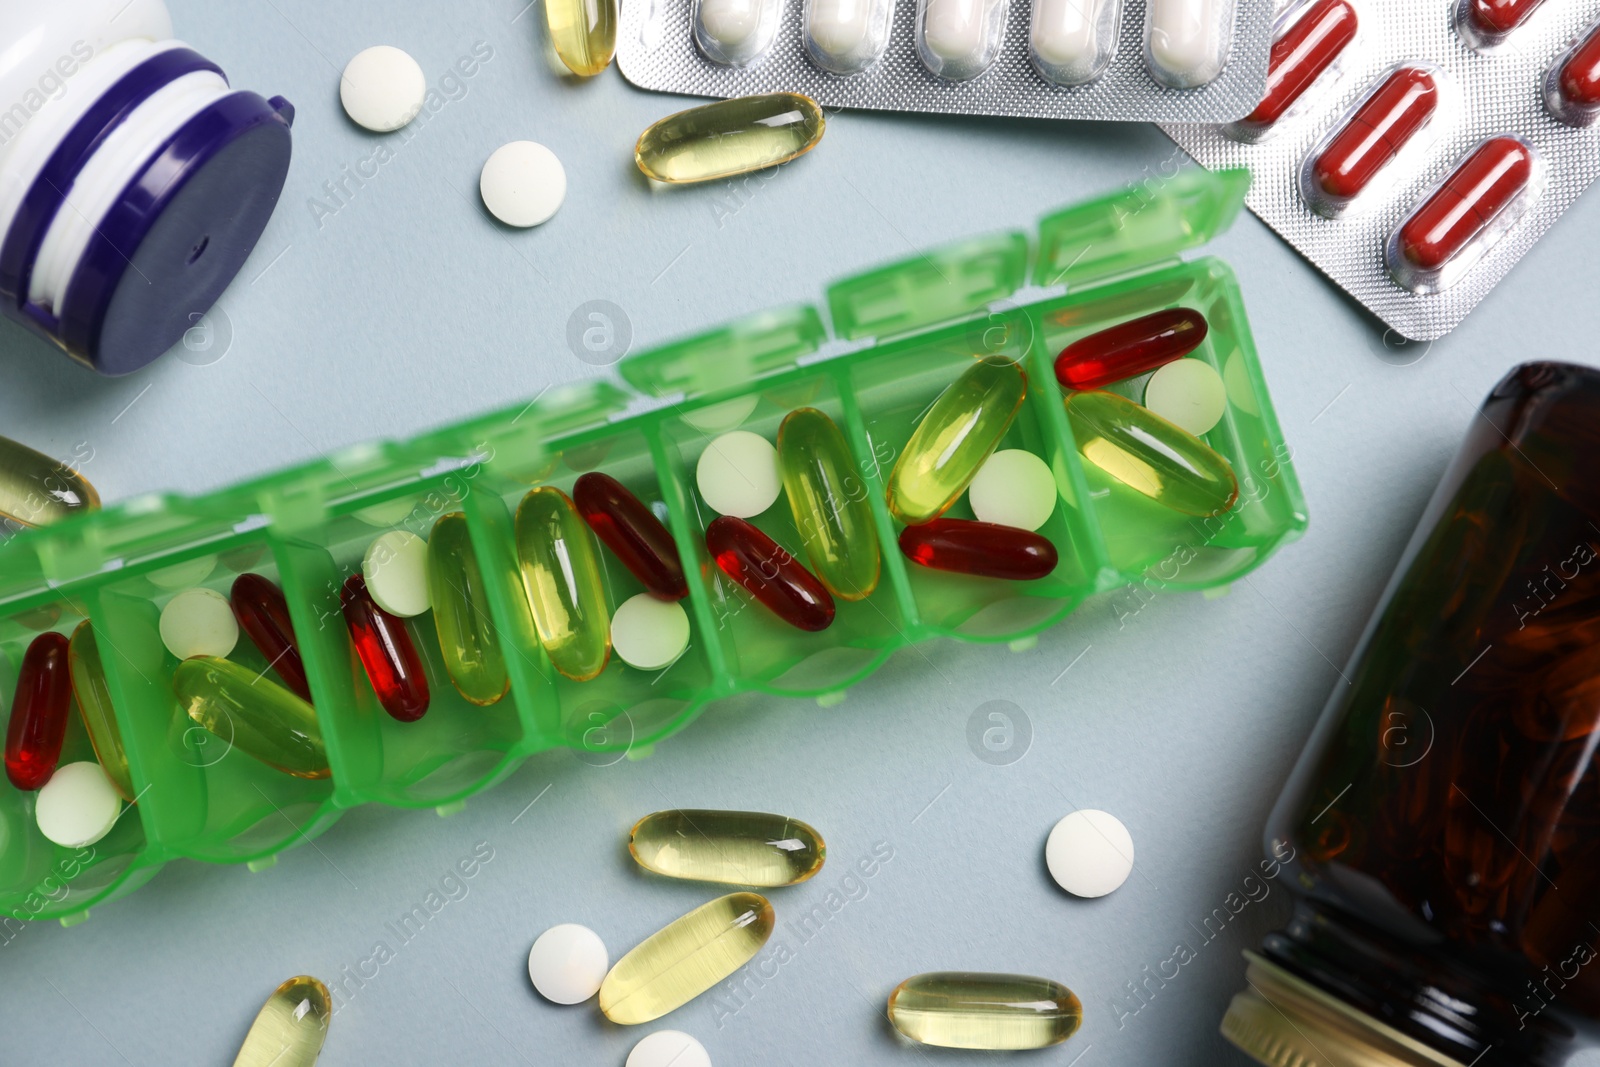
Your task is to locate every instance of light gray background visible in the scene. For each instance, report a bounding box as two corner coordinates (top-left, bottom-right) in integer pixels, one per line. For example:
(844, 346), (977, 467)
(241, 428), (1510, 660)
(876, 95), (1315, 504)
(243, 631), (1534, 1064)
(4, 0), (1600, 1063)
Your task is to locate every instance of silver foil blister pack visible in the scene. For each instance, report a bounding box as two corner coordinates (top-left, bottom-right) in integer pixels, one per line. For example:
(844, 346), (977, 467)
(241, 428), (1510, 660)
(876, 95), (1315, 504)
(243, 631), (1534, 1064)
(618, 0), (1277, 122)
(1164, 0), (1600, 341)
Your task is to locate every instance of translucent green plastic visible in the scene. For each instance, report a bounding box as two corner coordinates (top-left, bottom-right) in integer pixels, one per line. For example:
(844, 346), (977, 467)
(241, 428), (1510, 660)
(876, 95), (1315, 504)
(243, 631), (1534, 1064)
(0, 168), (1305, 923)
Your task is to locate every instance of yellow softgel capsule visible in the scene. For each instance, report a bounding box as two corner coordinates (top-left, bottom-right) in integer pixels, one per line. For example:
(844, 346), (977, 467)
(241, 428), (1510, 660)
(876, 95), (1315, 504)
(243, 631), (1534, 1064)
(233, 975), (331, 1067)
(0, 434), (97, 527)
(599, 892), (775, 1024)
(173, 657), (329, 779)
(887, 357), (1027, 525)
(635, 93), (824, 184)
(427, 512), (509, 705)
(67, 622), (135, 802)
(629, 809), (825, 887)
(777, 407), (880, 601)
(1065, 390), (1237, 517)
(887, 972), (1083, 1050)
(514, 487), (611, 682)
(546, 0), (617, 76)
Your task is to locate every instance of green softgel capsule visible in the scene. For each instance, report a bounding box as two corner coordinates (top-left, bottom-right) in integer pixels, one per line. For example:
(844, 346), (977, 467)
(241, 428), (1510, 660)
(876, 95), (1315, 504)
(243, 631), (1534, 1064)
(635, 93), (824, 184)
(67, 622), (135, 802)
(887, 357), (1027, 526)
(777, 407), (880, 601)
(514, 487), (611, 682)
(427, 512), (509, 706)
(629, 809), (826, 887)
(173, 657), (329, 779)
(232, 975), (330, 1067)
(887, 972), (1083, 1050)
(1064, 390), (1238, 517)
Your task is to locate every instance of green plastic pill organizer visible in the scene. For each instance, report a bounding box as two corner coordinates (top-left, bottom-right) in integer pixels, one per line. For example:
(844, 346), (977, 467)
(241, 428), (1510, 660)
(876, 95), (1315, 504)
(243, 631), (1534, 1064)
(0, 168), (1305, 924)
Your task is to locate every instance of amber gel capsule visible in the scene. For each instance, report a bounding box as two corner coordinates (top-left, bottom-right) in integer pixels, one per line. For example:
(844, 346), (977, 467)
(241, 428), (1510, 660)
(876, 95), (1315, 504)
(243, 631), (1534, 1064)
(173, 657), (329, 779)
(599, 892), (775, 1023)
(777, 408), (880, 601)
(887, 356), (1027, 525)
(636, 93), (825, 184)
(515, 487), (612, 681)
(427, 513), (509, 706)
(5, 631), (72, 791)
(1054, 308), (1208, 390)
(232, 975), (330, 1067)
(67, 622), (135, 802)
(706, 516), (836, 632)
(574, 472), (688, 601)
(888, 972), (1083, 1049)
(231, 573), (312, 702)
(630, 809), (826, 886)
(1065, 391), (1238, 517)
(546, 0), (617, 76)
(0, 434), (98, 528)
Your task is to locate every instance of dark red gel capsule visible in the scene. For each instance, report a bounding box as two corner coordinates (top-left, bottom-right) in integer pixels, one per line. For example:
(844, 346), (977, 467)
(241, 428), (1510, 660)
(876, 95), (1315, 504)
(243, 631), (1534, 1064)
(1239, 0), (1358, 132)
(574, 472), (688, 601)
(232, 573), (312, 702)
(1054, 309), (1208, 391)
(706, 516), (835, 633)
(899, 519), (1058, 581)
(1550, 21), (1600, 125)
(5, 631), (72, 791)
(341, 575), (429, 722)
(1312, 66), (1439, 206)
(1397, 136), (1534, 273)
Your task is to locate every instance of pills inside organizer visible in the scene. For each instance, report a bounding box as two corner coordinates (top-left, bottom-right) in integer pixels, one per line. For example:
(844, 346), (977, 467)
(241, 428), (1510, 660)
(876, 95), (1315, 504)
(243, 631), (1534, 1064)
(1144, 358), (1227, 436)
(480, 142), (567, 227)
(529, 924), (610, 1004)
(612, 594), (691, 671)
(1046, 809), (1134, 898)
(160, 587), (239, 660)
(696, 431), (781, 518)
(148, 556), (216, 590)
(340, 46), (427, 132)
(35, 762), (122, 848)
(681, 396), (758, 433)
(363, 531), (431, 618)
(968, 450), (1056, 532)
(628, 1031), (712, 1067)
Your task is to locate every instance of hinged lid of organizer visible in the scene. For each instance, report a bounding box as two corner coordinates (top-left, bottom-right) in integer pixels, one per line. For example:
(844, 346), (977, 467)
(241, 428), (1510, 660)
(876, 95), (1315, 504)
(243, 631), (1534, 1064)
(618, 306), (826, 401)
(825, 232), (1029, 342)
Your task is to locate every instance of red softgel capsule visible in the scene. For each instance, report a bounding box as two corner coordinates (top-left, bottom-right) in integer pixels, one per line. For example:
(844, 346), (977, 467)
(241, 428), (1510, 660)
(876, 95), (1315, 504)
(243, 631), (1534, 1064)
(5, 631), (72, 791)
(899, 519), (1058, 581)
(574, 472), (688, 601)
(1396, 136), (1534, 273)
(706, 516), (835, 632)
(1464, 0), (1545, 42)
(1551, 21), (1600, 124)
(1054, 309), (1208, 391)
(1239, 0), (1358, 132)
(232, 573), (312, 702)
(341, 575), (429, 722)
(1311, 66), (1439, 207)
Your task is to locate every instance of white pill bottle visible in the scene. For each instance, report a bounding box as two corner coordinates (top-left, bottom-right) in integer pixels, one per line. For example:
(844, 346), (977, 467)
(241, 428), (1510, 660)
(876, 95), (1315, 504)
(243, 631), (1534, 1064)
(0, 0), (293, 375)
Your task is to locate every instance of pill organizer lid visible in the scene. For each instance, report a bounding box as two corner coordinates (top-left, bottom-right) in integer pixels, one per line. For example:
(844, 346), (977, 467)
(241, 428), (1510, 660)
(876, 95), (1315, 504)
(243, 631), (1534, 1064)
(825, 232), (1030, 342)
(618, 305), (826, 401)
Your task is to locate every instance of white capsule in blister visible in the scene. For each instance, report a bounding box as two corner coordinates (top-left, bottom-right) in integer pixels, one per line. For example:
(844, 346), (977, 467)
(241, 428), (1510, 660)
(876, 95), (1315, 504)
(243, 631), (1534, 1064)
(1146, 0), (1234, 88)
(805, 0), (895, 74)
(694, 0), (783, 66)
(1030, 0), (1122, 86)
(917, 0), (1009, 81)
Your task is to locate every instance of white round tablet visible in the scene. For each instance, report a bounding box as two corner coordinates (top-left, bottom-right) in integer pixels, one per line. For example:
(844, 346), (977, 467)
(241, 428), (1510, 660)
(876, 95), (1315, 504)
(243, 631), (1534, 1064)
(528, 924), (609, 1005)
(628, 1031), (712, 1067)
(480, 141), (567, 227)
(612, 595), (690, 671)
(1144, 358), (1228, 437)
(160, 587), (238, 660)
(36, 762), (122, 848)
(148, 555), (216, 590)
(967, 449), (1056, 532)
(682, 395), (759, 434)
(340, 46), (426, 133)
(363, 532), (431, 618)
(696, 431), (780, 518)
(1046, 809), (1134, 898)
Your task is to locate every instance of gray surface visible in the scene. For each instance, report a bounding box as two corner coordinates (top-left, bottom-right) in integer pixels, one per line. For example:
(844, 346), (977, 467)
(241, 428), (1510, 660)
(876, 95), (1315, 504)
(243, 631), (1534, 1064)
(3, 0), (1600, 1063)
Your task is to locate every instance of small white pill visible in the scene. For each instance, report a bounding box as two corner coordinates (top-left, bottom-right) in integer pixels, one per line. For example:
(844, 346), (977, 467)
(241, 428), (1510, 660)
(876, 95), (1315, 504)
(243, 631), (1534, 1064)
(968, 449), (1056, 532)
(363, 532), (431, 618)
(698, 0), (766, 52)
(480, 141), (567, 228)
(682, 396), (759, 434)
(923, 0), (990, 62)
(628, 1031), (712, 1067)
(36, 762), (122, 848)
(808, 0), (877, 60)
(340, 46), (427, 133)
(1145, 358), (1227, 437)
(148, 556), (216, 590)
(696, 431), (780, 518)
(1046, 809), (1135, 898)
(1031, 0), (1109, 69)
(528, 924), (609, 1004)
(160, 587), (238, 660)
(612, 594), (691, 671)
(1147, 0), (1228, 87)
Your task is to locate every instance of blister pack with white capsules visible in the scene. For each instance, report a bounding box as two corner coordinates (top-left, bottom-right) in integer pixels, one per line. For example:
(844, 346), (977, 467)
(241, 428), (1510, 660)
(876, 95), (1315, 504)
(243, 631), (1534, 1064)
(1163, 0), (1600, 341)
(617, 0), (1276, 122)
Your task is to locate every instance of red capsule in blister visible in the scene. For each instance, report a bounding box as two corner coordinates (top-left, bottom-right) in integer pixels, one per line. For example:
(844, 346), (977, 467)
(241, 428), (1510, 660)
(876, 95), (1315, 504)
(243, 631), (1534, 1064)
(1548, 21), (1600, 126)
(574, 472), (688, 601)
(1395, 136), (1534, 275)
(232, 573), (312, 702)
(899, 519), (1058, 581)
(1310, 66), (1439, 208)
(1462, 0), (1546, 45)
(1054, 309), (1208, 391)
(706, 516), (835, 632)
(5, 631), (72, 791)
(341, 575), (429, 722)
(1238, 0), (1358, 132)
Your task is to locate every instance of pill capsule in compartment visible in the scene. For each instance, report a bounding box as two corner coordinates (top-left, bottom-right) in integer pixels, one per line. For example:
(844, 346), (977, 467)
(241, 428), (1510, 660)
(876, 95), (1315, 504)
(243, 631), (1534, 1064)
(887, 972), (1084, 1049)
(694, 0), (782, 66)
(599, 892), (775, 1023)
(1546, 19), (1600, 127)
(1456, 0), (1546, 50)
(427, 513), (510, 706)
(805, 0), (895, 74)
(342, 575), (431, 722)
(515, 487), (612, 681)
(67, 623), (135, 802)
(0, 435), (98, 529)
(1235, 0), (1357, 135)
(777, 408), (880, 601)
(5, 631), (72, 791)
(629, 809), (826, 886)
(546, 0), (618, 75)
(1305, 66), (1439, 215)
(917, 0), (1009, 81)
(636, 94), (825, 185)
(231, 573), (312, 702)
(1030, 0), (1122, 86)
(174, 657), (329, 779)
(1389, 136), (1535, 290)
(1065, 390), (1238, 516)
(574, 473), (687, 601)
(899, 519), (1059, 581)
(707, 516), (836, 632)
(1146, 0), (1235, 89)
(1054, 308), (1208, 390)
